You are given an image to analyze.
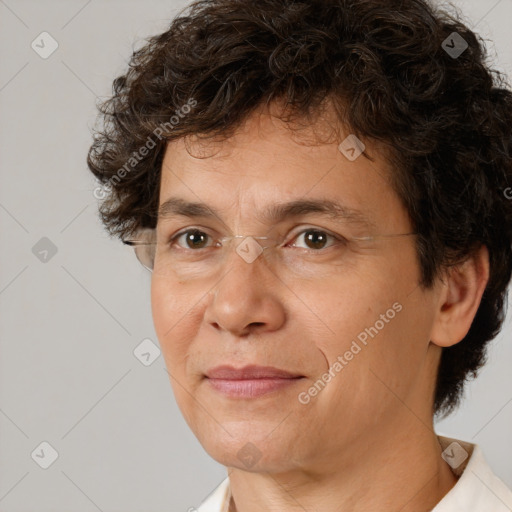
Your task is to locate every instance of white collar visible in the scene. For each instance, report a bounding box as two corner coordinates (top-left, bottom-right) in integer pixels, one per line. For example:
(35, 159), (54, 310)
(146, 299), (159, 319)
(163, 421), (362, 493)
(433, 435), (512, 511)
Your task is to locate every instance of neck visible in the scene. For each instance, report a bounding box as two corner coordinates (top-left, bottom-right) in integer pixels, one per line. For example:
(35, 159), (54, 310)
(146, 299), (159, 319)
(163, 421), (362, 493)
(226, 427), (458, 512)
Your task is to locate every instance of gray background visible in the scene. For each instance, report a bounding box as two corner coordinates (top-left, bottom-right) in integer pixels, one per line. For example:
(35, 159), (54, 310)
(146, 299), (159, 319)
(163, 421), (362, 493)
(0, 0), (511, 510)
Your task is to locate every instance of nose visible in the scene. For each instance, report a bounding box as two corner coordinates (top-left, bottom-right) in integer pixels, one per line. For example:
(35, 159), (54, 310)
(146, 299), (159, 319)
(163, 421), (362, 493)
(203, 244), (286, 337)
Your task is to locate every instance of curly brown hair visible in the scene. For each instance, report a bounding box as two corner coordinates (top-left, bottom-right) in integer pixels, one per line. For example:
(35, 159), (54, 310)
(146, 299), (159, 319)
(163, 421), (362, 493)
(87, 0), (512, 417)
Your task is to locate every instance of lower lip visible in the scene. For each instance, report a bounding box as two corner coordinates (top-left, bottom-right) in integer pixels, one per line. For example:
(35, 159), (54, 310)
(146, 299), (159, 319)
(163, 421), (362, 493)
(206, 377), (303, 398)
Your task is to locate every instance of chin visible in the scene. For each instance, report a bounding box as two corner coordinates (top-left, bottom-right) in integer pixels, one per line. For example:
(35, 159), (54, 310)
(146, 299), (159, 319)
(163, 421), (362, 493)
(192, 420), (304, 473)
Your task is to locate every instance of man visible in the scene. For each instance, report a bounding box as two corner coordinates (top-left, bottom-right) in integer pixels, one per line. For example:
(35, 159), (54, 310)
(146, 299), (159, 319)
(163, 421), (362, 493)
(87, 0), (512, 510)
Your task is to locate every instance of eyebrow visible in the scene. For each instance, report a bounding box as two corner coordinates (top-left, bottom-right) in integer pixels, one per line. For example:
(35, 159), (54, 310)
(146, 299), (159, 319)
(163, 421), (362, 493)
(158, 197), (377, 230)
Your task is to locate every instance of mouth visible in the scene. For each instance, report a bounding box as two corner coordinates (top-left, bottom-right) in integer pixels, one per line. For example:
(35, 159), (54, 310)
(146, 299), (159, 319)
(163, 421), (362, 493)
(204, 364), (305, 398)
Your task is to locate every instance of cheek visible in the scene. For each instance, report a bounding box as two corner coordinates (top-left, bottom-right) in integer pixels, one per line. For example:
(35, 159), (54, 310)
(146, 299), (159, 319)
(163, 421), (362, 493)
(151, 277), (172, 342)
(307, 283), (384, 355)
(314, 271), (421, 376)
(150, 277), (195, 368)
(150, 277), (202, 424)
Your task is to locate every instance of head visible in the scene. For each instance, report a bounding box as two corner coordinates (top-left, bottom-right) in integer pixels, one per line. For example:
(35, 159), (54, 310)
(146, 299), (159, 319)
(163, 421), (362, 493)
(88, 0), (512, 473)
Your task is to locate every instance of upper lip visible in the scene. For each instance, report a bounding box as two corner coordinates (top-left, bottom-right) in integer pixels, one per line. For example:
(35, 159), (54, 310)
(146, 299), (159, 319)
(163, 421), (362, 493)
(205, 365), (303, 380)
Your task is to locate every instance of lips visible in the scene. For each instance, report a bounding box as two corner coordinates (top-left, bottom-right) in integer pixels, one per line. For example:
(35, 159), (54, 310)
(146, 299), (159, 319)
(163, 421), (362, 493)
(205, 364), (303, 380)
(204, 365), (304, 398)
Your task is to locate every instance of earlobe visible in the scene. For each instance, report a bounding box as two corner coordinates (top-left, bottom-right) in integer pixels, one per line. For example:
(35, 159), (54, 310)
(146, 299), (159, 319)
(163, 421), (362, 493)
(430, 245), (490, 348)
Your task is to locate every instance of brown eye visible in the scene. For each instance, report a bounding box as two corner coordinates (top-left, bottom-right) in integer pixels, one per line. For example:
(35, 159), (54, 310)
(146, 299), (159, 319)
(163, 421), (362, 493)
(304, 230), (328, 249)
(175, 229), (211, 249)
(291, 229), (342, 250)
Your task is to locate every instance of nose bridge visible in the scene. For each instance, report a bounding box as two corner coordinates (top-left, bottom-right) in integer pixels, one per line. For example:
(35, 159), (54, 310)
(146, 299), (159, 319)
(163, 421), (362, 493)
(228, 235), (271, 264)
(204, 235), (285, 335)
(218, 235), (273, 283)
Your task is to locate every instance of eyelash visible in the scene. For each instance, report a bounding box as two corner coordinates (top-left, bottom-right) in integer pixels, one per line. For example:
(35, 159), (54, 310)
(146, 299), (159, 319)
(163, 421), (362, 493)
(167, 227), (347, 251)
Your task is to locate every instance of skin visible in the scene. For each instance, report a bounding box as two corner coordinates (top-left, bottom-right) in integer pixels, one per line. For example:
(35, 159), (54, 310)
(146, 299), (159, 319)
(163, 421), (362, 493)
(151, 102), (490, 512)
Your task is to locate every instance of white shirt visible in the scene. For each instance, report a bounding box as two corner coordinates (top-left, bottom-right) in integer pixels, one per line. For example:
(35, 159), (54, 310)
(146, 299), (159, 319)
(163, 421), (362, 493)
(196, 436), (512, 512)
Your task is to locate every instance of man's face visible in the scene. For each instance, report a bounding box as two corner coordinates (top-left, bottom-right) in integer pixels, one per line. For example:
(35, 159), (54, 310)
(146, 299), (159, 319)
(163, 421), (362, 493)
(151, 105), (441, 473)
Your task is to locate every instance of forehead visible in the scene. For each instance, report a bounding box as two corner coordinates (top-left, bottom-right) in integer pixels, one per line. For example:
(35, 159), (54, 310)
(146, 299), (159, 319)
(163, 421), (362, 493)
(158, 107), (410, 234)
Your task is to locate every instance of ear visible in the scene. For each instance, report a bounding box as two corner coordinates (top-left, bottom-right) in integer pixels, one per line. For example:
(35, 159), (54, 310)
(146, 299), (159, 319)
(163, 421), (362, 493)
(430, 245), (490, 348)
